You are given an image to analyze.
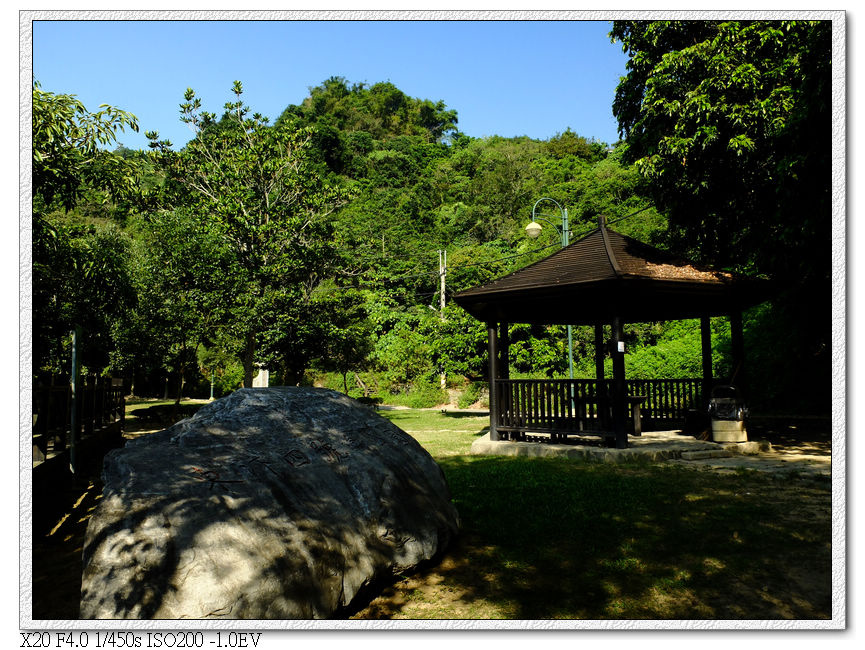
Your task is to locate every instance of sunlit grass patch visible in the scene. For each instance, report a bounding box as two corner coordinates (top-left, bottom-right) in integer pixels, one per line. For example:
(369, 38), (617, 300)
(379, 409), (488, 457)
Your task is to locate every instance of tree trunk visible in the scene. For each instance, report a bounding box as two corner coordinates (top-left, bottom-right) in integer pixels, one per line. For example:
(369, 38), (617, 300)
(170, 367), (185, 422)
(175, 368), (185, 406)
(282, 368), (304, 386)
(242, 331), (257, 388)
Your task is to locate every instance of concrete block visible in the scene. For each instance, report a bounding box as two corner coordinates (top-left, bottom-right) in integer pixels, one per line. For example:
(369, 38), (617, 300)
(718, 440), (771, 455)
(711, 419), (747, 443)
(680, 449), (733, 460)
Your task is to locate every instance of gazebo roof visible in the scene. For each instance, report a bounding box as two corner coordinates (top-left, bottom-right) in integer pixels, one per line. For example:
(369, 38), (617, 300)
(453, 222), (771, 326)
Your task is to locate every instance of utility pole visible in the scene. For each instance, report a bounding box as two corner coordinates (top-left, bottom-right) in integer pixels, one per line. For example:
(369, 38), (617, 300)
(526, 201), (574, 380)
(439, 249), (447, 314)
(439, 249), (447, 391)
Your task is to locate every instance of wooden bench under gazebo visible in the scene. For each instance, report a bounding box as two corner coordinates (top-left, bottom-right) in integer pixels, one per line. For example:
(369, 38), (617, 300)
(453, 216), (770, 449)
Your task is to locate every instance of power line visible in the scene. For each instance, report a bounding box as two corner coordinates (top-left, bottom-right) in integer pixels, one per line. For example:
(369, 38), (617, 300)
(445, 241), (561, 272)
(355, 240), (563, 285)
(606, 205), (653, 226)
(323, 208), (657, 294)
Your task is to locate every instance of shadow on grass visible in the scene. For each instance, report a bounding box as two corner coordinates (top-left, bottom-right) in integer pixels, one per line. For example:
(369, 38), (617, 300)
(440, 411), (490, 420)
(353, 455), (832, 620)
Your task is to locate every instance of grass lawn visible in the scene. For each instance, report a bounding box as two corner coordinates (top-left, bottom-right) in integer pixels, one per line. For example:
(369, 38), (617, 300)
(377, 409), (490, 457)
(348, 408), (832, 620)
(31, 404), (832, 621)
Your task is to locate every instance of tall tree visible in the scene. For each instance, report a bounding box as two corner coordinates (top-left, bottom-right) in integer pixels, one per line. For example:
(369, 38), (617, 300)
(610, 20), (831, 277)
(133, 208), (238, 402)
(610, 20), (832, 410)
(146, 81), (344, 386)
(33, 219), (136, 374)
(32, 83), (140, 374)
(32, 82), (140, 212)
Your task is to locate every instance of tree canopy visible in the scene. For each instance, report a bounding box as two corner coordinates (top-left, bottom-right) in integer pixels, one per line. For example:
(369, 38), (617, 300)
(30, 60), (830, 414)
(32, 83), (141, 374)
(32, 83), (140, 212)
(611, 20), (831, 279)
(611, 19), (832, 410)
(277, 76), (459, 144)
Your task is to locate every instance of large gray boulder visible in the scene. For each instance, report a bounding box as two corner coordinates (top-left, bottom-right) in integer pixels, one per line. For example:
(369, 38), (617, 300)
(80, 387), (459, 619)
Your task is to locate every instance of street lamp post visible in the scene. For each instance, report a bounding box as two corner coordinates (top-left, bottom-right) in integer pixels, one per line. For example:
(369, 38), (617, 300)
(525, 198), (575, 380)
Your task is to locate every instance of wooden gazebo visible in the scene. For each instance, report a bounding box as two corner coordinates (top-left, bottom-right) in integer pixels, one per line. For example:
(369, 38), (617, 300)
(453, 217), (771, 449)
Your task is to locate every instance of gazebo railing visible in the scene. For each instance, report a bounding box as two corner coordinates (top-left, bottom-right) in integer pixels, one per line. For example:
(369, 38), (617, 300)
(625, 378), (705, 423)
(493, 377), (704, 439)
(496, 379), (610, 436)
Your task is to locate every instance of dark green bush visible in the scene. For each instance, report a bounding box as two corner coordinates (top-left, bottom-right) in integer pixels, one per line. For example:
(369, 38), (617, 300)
(457, 381), (485, 408)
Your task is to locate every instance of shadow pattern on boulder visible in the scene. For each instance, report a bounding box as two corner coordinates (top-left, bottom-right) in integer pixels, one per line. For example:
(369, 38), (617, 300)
(80, 387), (459, 619)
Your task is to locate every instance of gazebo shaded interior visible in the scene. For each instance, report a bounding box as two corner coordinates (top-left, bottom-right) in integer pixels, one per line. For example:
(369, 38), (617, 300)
(453, 219), (771, 449)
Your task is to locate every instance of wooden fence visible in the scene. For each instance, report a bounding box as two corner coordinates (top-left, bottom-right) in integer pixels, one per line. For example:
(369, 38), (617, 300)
(32, 376), (125, 467)
(625, 378), (705, 423)
(496, 379), (608, 439)
(494, 377), (704, 440)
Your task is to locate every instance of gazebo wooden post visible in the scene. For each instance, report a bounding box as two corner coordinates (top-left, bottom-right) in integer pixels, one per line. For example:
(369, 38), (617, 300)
(487, 322), (500, 441)
(499, 321), (511, 440)
(729, 311), (746, 396)
(594, 324), (605, 380)
(499, 322), (510, 380)
(700, 316), (714, 405)
(611, 317), (627, 449)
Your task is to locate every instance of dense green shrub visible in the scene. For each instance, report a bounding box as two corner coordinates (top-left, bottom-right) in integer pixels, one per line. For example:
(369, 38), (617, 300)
(378, 380), (445, 409)
(457, 381), (486, 408)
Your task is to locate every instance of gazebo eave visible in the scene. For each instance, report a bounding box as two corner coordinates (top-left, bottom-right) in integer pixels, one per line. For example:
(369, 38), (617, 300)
(454, 276), (772, 327)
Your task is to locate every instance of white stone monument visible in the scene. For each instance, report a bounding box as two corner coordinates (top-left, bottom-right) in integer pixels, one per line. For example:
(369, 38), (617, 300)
(252, 367), (269, 388)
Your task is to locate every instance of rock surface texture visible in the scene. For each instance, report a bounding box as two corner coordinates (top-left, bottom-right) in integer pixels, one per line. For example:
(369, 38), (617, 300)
(80, 387), (459, 619)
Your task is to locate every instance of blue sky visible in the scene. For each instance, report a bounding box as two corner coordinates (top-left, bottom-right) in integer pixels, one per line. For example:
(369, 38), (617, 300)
(32, 19), (630, 150)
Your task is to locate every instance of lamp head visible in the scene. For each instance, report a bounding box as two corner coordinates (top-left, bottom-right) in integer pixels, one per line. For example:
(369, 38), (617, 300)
(525, 221), (543, 239)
